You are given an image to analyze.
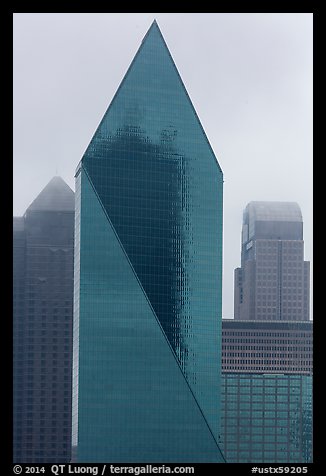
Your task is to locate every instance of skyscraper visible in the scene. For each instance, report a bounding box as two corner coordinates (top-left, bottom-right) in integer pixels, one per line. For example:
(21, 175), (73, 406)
(73, 20), (224, 462)
(221, 201), (312, 463)
(220, 371), (312, 463)
(234, 201), (310, 321)
(13, 176), (74, 463)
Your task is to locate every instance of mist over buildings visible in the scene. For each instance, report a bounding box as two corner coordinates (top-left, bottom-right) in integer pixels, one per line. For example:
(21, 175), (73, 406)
(13, 13), (313, 319)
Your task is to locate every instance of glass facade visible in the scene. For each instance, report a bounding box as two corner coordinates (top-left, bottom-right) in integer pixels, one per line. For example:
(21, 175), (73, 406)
(73, 20), (224, 462)
(13, 177), (74, 463)
(220, 374), (313, 463)
(223, 201), (312, 463)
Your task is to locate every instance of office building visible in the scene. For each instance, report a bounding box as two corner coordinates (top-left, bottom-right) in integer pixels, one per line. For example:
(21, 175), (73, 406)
(73, 20), (224, 462)
(221, 319), (312, 462)
(220, 371), (312, 463)
(234, 201), (310, 321)
(221, 201), (312, 463)
(222, 319), (312, 374)
(13, 176), (74, 463)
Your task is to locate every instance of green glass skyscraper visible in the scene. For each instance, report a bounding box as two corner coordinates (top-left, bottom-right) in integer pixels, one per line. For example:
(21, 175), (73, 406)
(73, 20), (224, 462)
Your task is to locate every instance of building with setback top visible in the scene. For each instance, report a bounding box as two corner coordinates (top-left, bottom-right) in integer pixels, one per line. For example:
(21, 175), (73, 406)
(221, 201), (312, 463)
(234, 201), (310, 322)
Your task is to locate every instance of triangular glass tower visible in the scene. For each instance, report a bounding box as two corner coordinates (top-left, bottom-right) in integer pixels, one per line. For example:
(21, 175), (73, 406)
(73, 20), (224, 462)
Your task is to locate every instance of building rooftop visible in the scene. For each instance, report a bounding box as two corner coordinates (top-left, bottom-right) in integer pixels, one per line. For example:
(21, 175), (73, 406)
(26, 176), (74, 213)
(245, 201), (302, 223)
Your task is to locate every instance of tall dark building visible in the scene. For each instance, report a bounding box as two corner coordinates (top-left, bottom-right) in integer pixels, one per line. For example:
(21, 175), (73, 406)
(13, 176), (74, 463)
(221, 201), (312, 463)
(234, 201), (310, 321)
(73, 20), (224, 462)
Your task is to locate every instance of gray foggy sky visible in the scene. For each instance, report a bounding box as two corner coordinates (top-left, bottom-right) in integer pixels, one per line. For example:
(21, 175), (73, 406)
(13, 12), (313, 319)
